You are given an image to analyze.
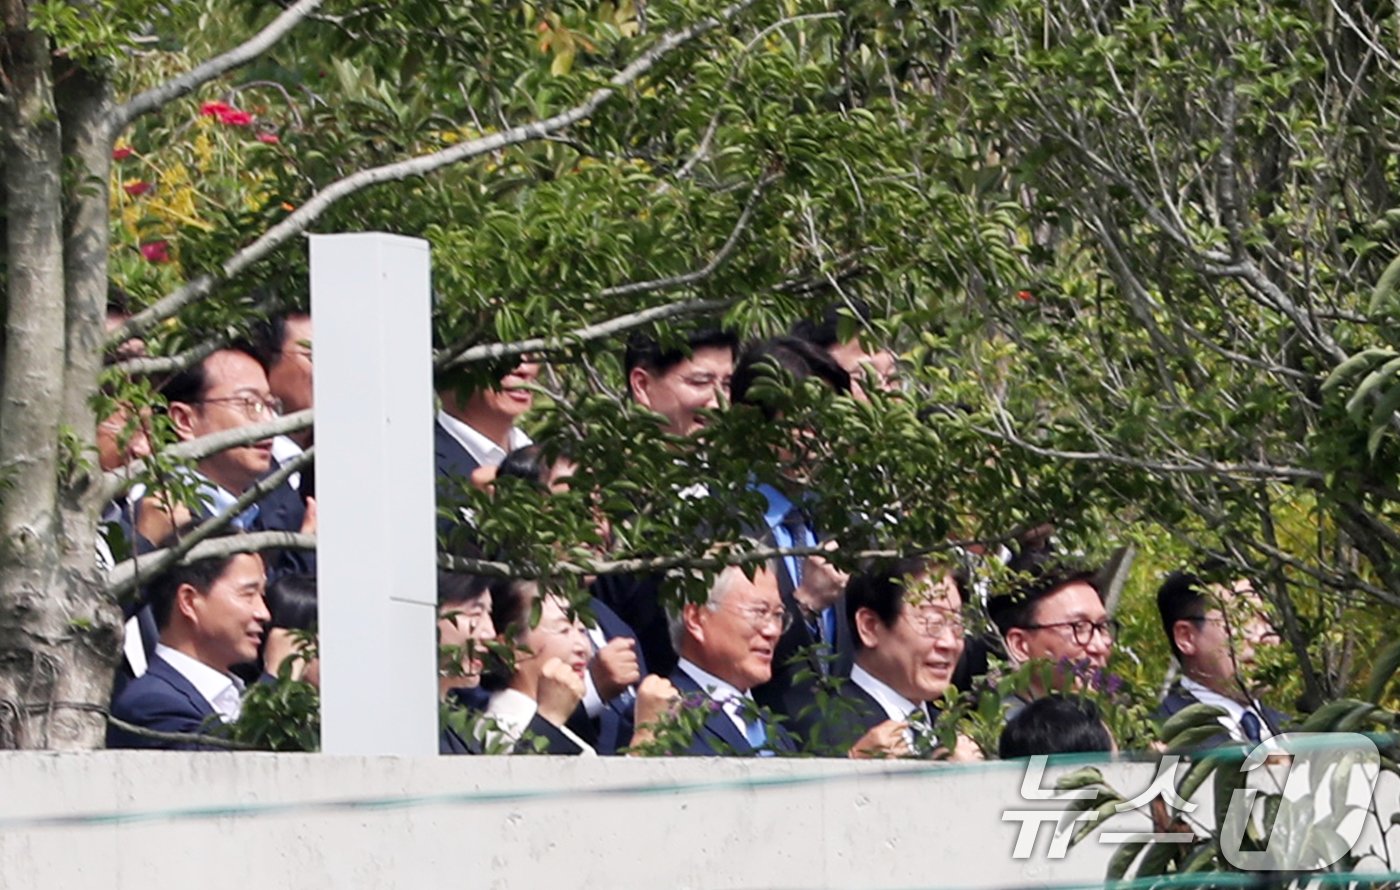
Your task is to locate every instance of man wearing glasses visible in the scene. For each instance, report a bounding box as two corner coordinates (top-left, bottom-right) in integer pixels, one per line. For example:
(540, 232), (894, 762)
(806, 558), (967, 758)
(136, 348), (313, 572)
(988, 555), (1116, 717)
(651, 563), (797, 756)
(1155, 571), (1287, 746)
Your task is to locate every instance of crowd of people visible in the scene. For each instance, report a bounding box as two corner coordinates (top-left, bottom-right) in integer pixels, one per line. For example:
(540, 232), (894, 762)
(96, 297), (1288, 757)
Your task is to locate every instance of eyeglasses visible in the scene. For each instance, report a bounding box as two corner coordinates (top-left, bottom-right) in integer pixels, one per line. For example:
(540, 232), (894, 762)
(903, 609), (966, 639)
(1022, 618), (1119, 646)
(197, 394), (283, 420)
(722, 603), (793, 634)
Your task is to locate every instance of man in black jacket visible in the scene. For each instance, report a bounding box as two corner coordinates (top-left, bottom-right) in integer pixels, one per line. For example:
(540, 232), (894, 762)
(1155, 570), (1288, 746)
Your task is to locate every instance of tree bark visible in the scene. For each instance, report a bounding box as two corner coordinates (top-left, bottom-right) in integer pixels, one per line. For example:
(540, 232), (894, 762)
(0, 5), (118, 750)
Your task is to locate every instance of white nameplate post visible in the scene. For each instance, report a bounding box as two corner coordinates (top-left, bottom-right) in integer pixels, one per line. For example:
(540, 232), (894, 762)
(311, 233), (437, 755)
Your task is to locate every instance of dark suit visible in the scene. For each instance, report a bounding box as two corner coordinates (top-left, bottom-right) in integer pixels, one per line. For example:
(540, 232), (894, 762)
(591, 572), (678, 678)
(668, 668), (796, 757)
(800, 676), (889, 756)
(250, 467), (315, 580)
(440, 688), (488, 755)
(107, 654), (230, 750)
(1154, 682), (1289, 749)
(434, 417), (482, 482)
(749, 522), (855, 743)
(434, 418), (482, 545)
(517, 714), (588, 755)
(583, 597), (648, 756)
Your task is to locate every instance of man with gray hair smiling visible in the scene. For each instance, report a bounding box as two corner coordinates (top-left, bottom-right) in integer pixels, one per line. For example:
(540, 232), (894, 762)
(632, 562), (796, 756)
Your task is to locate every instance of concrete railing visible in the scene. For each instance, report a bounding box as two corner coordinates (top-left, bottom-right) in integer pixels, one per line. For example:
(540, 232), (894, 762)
(0, 753), (1395, 889)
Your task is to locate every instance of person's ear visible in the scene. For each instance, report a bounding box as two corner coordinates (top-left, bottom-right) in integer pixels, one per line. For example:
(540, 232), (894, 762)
(167, 401), (199, 440)
(1003, 627), (1033, 663)
(855, 607), (883, 649)
(174, 582), (202, 625)
(682, 602), (706, 645)
(1173, 620), (1199, 658)
(628, 367), (653, 407)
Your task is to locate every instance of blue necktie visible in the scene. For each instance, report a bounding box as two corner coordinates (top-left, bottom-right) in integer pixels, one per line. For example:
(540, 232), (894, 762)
(1240, 711), (1262, 744)
(745, 717), (774, 756)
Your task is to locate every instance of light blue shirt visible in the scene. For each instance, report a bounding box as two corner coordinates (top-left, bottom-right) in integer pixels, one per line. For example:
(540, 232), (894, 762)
(754, 482), (815, 588)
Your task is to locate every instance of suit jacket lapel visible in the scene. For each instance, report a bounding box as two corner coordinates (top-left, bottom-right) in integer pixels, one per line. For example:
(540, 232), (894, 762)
(148, 655), (217, 719)
(434, 419), (480, 481)
(671, 669), (754, 755)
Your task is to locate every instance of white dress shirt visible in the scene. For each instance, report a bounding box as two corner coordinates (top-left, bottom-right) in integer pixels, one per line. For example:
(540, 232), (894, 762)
(1181, 676), (1274, 742)
(851, 663), (930, 749)
(154, 643), (246, 723)
(483, 687), (596, 755)
(436, 410), (531, 469)
(678, 658), (756, 738)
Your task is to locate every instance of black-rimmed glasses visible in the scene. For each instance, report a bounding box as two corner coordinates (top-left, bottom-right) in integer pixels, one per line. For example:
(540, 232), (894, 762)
(1022, 617), (1119, 646)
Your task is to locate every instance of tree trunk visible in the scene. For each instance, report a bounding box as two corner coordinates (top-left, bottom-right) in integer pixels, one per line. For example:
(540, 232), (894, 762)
(0, 4), (119, 749)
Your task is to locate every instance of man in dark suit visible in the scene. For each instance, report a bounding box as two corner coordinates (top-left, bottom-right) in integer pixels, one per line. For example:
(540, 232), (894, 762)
(987, 553), (1114, 713)
(434, 360), (541, 546)
(647, 563), (796, 756)
(806, 557), (967, 757)
(435, 360), (540, 482)
(135, 347), (314, 577)
(108, 539), (269, 749)
(1155, 570), (1288, 746)
(589, 328), (740, 677)
(730, 336), (855, 741)
(578, 596), (648, 755)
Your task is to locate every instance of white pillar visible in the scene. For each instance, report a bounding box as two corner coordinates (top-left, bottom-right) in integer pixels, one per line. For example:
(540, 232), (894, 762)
(310, 233), (437, 755)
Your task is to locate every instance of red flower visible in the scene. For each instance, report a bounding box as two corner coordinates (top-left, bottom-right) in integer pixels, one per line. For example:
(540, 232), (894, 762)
(123, 181), (152, 197)
(140, 240), (171, 264)
(112, 146), (133, 161)
(200, 101), (254, 126)
(1017, 289), (1035, 302)
(256, 131), (280, 144)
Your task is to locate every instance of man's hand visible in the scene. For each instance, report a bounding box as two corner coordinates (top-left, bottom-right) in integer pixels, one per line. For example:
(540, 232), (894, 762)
(261, 628), (312, 684)
(848, 719), (911, 759)
(536, 657), (585, 726)
(299, 495), (318, 535)
(938, 732), (984, 763)
(628, 675), (681, 751)
(590, 637), (640, 701)
(794, 542), (849, 613)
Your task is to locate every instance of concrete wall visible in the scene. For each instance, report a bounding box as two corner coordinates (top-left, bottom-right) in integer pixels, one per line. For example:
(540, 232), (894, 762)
(0, 753), (1393, 889)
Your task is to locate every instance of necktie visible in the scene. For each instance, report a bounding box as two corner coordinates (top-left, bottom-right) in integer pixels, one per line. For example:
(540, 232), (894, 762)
(1240, 711), (1262, 744)
(744, 716), (773, 756)
(779, 506), (810, 586)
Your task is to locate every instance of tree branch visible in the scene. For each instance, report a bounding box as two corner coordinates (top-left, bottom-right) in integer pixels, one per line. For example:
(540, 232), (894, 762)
(109, 0), (761, 347)
(974, 409), (1328, 485)
(112, 0), (326, 129)
(438, 541), (968, 579)
(99, 409), (314, 503)
(438, 298), (732, 370)
(105, 448), (314, 600)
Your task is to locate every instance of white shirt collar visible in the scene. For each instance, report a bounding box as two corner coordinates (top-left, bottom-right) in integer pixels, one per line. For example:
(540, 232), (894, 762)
(154, 643), (246, 722)
(850, 663), (924, 723)
(270, 435), (303, 491)
(436, 410), (531, 469)
(678, 658), (753, 736)
(1181, 676), (1271, 742)
(483, 688), (596, 755)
